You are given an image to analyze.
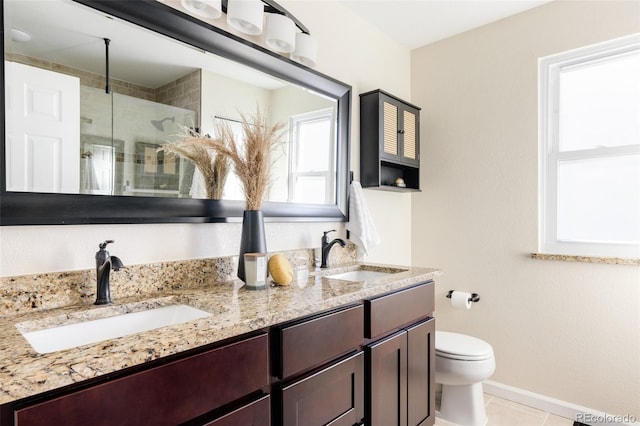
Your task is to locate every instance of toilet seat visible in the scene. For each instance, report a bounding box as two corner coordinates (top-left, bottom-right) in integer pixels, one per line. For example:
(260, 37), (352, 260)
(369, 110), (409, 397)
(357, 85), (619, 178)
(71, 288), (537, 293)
(436, 331), (493, 361)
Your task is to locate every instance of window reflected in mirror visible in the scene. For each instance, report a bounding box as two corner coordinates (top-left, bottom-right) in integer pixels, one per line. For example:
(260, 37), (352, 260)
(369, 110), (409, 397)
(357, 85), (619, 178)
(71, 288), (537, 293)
(289, 108), (336, 204)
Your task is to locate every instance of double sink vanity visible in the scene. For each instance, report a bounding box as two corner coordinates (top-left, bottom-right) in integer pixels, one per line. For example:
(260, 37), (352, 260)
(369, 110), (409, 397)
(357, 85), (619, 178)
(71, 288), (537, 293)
(0, 257), (441, 426)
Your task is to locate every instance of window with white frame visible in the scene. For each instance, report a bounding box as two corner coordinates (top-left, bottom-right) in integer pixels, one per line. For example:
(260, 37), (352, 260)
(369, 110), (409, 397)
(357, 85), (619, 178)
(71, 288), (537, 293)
(538, 34), (640, 258)
(288, 108), (336, 204)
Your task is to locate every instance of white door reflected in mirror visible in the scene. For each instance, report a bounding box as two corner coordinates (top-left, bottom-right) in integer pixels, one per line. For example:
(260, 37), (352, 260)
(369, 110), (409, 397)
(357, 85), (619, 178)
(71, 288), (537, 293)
(5, 61), (80, 193)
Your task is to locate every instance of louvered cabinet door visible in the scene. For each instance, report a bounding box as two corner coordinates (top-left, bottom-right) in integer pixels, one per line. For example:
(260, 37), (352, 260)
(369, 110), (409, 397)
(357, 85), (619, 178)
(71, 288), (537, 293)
(382, 101), (400, 157)
(380, 98), (420, 167)
(401, 108), (419, 166)
(382, 97), (420, 166)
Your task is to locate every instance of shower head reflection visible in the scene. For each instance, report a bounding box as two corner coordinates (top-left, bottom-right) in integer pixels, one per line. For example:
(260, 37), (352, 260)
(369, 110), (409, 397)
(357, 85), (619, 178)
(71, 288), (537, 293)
(150, 116), (175, 132)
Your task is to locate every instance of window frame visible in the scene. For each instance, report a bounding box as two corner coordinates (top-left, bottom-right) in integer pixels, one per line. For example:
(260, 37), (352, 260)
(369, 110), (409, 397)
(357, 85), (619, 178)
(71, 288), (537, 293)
(288, 107), (337, 204)
(538, 33), (640, 258)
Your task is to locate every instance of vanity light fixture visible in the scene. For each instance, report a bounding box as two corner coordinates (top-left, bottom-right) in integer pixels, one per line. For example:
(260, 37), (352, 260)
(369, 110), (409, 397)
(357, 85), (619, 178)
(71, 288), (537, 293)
(291, 32), (318, 67)
(170, 0), (318, 66)
(227, 0), (264, 35)
(180, 0), (222, 19)
(265, 12), (295, 53)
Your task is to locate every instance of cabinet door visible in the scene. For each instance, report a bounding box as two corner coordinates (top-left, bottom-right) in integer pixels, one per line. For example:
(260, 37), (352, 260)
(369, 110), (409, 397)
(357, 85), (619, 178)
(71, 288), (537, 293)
(407, 318), (435, 426)
(366, 330), (407, 426)
(382, 100), (401, 160)
(280, 351), (364, 426)
(400, 107), (419, 167)
(381, 97), (420, 167)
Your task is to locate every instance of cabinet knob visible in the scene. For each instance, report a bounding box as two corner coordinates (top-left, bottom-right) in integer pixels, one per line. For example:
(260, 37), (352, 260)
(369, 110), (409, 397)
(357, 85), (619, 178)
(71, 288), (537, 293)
(398, 129), (405, 134)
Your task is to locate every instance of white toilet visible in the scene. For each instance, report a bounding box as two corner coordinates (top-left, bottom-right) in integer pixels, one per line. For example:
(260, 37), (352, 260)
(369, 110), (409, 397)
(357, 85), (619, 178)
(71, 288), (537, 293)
(435, 331), (496, 426)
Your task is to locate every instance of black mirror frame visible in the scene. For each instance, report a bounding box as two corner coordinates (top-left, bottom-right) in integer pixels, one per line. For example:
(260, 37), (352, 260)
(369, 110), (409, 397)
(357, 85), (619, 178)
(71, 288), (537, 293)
(0, 0), (351, 225)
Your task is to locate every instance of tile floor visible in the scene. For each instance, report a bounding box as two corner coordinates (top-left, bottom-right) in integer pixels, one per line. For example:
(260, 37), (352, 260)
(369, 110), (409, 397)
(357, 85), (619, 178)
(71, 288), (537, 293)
(435, 393), (575, 426)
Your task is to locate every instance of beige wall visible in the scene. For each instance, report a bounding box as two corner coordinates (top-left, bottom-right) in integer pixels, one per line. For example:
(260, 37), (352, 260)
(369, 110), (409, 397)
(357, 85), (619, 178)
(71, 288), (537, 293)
(0, 1), (412, 276)
(411, 0), (640, 417)
(280, 1), (414, 266)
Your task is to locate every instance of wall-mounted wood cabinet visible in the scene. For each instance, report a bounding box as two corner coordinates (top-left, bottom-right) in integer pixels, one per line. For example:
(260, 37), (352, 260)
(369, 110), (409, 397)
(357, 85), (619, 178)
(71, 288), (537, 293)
(360, 89), (421, 192)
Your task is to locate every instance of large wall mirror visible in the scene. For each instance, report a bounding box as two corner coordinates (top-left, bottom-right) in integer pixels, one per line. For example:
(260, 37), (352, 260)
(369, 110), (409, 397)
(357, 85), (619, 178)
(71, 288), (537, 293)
(1, 0), (351, 225)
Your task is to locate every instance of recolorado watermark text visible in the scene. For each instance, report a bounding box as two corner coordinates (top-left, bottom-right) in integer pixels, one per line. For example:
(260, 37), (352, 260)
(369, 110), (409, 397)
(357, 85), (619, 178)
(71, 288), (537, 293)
(575, 413), (638, 424)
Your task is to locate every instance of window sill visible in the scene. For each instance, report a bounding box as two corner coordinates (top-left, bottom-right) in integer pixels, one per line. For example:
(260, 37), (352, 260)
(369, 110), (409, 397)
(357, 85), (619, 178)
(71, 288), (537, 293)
(531, 253), (640, 266)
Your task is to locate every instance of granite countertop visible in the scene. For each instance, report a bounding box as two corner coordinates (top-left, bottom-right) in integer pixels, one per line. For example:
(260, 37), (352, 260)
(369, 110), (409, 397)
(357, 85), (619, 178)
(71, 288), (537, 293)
(0, 262), (441, 405)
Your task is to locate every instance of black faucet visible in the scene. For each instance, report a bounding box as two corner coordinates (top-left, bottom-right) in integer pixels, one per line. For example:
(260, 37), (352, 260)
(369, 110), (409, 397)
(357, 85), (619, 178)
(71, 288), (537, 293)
(95, 240), (124, 305)
(321, 230), (346, 268)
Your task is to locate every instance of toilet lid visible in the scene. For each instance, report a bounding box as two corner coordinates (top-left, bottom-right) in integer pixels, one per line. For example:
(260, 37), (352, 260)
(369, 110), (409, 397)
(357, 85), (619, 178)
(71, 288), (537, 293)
(435, 331), (493, 361)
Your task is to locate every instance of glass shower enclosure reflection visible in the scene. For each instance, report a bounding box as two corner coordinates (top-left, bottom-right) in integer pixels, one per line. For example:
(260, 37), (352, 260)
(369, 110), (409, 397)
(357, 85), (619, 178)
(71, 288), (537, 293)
(80, 86), (197, 197)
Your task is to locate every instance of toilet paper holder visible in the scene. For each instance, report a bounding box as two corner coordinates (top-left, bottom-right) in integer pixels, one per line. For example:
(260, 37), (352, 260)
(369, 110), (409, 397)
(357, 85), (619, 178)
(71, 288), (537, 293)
(446, 290), (480, 303)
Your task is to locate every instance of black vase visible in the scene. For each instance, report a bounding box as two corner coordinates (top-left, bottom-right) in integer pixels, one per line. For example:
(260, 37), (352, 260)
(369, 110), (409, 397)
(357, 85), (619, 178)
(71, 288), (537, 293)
(238, 210), (267, 281)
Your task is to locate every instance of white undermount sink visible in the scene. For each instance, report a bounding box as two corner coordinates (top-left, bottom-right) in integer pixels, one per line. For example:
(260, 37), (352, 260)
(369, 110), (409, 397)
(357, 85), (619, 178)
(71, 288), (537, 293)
(326, 269), (401, 282)
(20, 304), (212, 354)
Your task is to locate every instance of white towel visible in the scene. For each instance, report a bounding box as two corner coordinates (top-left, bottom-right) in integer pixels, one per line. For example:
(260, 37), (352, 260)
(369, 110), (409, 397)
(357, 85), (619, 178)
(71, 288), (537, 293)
(346, 181), (380, 259)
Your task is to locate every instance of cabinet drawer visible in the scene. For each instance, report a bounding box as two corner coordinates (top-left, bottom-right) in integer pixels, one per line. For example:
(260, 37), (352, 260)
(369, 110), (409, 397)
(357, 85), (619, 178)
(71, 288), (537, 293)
(364, 281), (433, 339)
(204, 395), (270, 426)
(281, 351), (364, 426)
(273, 304), (363, 379)
(15, 333), (269, 426)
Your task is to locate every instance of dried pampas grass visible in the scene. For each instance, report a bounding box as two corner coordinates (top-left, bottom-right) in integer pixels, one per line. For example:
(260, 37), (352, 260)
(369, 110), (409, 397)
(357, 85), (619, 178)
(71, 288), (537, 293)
(160, 129), (230, 200)
(162, 109), (284, 210)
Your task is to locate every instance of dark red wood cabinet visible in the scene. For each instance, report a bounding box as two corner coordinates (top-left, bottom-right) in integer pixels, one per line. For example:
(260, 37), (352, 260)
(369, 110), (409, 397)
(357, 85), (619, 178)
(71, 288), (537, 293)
(367, 330), (408, 425)
(364, 282), (436, 426)
(271, 304), (364, 380)
(407, 319), (436, 426)
(5, 281), (435, 426)
(271, 304), (365, 426)
(12, 333), (270, 426)
(364, 281), (434, 339)
(280, 351), (364, 426)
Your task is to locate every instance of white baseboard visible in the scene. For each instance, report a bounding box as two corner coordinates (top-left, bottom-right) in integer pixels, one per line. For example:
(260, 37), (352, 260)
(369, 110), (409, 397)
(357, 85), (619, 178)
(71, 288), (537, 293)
(483, 380), (639, 426)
